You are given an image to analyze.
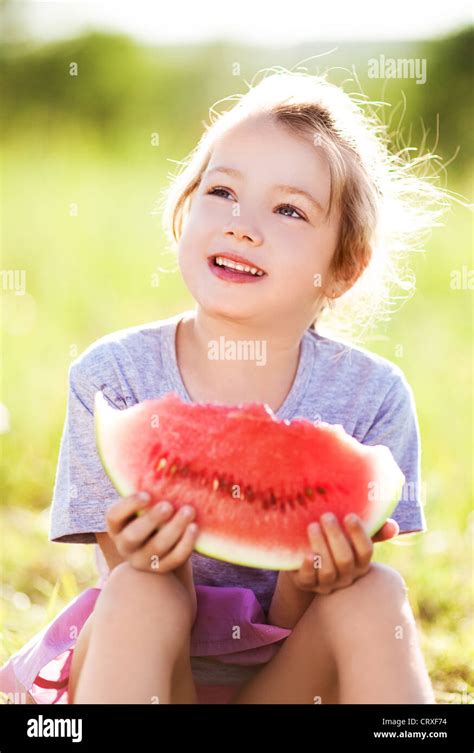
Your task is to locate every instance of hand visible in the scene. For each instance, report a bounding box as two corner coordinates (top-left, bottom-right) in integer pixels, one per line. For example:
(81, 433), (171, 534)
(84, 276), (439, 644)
(283, 514), (399, 595)
(106, 492), (199, 575)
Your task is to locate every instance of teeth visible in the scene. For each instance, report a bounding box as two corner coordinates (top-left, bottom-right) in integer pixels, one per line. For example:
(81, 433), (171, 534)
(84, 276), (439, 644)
(214, 256), (264, 276)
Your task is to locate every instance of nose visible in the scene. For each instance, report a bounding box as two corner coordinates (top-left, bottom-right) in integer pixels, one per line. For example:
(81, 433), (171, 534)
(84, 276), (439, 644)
(223, 207), (263, 245)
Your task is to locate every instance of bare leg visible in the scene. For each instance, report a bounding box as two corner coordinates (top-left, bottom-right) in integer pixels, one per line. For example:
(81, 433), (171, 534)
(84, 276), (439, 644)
(232, 563), (435, 704)
(73, 562), (198, 704)
(231, 595), (339, 704)
(326, 563), (435, 703)
(169, 639), (199, 704)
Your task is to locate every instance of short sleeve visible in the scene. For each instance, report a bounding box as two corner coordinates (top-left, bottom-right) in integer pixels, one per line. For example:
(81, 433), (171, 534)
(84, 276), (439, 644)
(361, 372), (427, 534)
(48, 357), (122, 544)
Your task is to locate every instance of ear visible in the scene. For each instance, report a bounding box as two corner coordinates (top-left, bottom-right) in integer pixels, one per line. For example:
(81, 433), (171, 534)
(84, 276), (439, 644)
(325, 280), (350, 302)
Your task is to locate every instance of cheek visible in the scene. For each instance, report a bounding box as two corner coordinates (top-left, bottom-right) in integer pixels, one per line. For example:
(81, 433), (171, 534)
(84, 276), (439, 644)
(177, 240), (202, 300)
(275, 238), (335, 299)
(179, 204), (217, 254)
(177, 234), (200, 287)
(177, 235), (191, 270)
(190, 196), (224, 228)
(278, 236), (326, 278)
(292, 263), (322, 294)
(178, 215), (206, 259)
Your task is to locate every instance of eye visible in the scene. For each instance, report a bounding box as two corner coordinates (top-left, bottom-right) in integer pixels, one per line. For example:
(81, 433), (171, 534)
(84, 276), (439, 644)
(276, 204), (305, 221)
(206, 186), (234, 200)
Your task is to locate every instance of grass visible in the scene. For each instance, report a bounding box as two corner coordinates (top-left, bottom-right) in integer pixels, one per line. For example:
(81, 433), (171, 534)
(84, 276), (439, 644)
(0, 127), (472, 704)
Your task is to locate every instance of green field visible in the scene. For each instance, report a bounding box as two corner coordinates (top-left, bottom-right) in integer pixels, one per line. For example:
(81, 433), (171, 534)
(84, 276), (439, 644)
(1, 125), (472, 705)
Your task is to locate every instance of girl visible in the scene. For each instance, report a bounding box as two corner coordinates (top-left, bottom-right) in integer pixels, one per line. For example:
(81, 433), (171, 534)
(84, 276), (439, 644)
(0, 70), (446, 705)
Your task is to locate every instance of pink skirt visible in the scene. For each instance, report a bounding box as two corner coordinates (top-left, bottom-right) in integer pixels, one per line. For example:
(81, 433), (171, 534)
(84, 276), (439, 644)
(0, 584), (291, 705)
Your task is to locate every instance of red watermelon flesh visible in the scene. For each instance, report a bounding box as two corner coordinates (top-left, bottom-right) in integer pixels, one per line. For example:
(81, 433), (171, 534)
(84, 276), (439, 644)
(94, 391), (404, 570)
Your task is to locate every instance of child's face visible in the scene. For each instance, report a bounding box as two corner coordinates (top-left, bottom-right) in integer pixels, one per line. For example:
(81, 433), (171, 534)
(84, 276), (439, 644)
(177, 115), (341, 330)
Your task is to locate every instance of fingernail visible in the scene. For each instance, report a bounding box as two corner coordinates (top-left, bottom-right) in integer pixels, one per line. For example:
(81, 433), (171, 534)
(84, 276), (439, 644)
(138, 491), (150, 502)
(323, 513), (336, 524)
(158, 501), (172, 513)
(346, 514), (358, 525)
(309, 522), (320, 535)
(180, 505), (193, 516)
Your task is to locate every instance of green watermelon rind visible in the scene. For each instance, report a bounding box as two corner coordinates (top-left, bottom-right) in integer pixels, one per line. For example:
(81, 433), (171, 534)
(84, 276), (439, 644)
(94, 390), (404, 571)
(95, 391), (133, 499)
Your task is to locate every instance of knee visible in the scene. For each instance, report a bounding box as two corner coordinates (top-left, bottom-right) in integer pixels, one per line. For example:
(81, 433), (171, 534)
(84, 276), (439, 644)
(313, 562), (409, 618)
(334, 562), (409, 609)
(104, 560), (178, 591)
(101, 560), (150, 597)
(97, 562), (194, 627)
(357, 562), (409, 602)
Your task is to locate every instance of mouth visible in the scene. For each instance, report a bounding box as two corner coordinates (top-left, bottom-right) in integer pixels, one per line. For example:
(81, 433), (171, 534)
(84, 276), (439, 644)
(207, 255), (267, 284)
(208, 254), (267, 280)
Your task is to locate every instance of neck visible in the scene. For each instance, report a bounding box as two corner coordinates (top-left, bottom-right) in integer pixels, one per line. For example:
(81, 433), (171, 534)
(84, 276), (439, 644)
(176, 305), (310, 410)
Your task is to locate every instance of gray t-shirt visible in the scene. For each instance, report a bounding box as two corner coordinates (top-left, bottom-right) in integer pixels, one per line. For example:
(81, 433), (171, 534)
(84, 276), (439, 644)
(48, 309), (427, 685)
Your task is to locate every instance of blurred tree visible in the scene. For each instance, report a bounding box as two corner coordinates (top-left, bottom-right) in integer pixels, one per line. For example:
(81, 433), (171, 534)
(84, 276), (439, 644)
(415, 26), (473, 169)
(0, 26), (471, 175)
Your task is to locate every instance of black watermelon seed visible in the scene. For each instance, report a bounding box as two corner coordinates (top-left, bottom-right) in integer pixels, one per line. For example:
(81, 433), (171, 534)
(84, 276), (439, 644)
(245, 486), (255, 501)
(262, 494), (276, 509)
(305, 487), (314, 498)
(296, 494), (306, 506)
(316, 486), (326, 494)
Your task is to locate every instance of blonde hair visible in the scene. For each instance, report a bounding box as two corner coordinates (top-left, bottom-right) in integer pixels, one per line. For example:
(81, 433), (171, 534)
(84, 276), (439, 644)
(160, 68), (457, 343)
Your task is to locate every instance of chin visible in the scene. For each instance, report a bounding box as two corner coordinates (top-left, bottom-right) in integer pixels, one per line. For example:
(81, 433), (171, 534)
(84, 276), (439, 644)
(180, 260), (272, 322)
(201, 296), (257, 321)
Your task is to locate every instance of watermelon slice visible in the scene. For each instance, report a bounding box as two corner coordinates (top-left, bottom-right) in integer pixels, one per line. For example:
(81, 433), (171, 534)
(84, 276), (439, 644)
(94, 391), (404, 570)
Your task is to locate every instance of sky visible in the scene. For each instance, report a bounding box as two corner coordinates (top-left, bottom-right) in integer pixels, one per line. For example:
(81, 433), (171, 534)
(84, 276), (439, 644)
(4, 0), (473, 46)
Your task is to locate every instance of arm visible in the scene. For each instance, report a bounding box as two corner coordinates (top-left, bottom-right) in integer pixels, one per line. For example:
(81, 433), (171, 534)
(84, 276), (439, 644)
(96, 531), (124, 571)
(268, 571), (315, 629)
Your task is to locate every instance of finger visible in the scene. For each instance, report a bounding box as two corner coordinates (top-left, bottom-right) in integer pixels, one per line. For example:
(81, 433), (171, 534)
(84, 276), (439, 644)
(294, 551), (319, 589)
(106, 493), (151, 535)
(372, 518), (400, 542)
(157, 522), (200, 572)
(308, 522), (338, 587)
(342, 514), (374, 569)
(320, 514), (355, 578)
(142, 505), (196, 559)
(118, 501), (175, 555)
(138, 521), (199, 573)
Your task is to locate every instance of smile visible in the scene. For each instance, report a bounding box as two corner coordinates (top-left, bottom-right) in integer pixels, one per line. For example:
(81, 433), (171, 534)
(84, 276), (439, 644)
(214, 256), (264, 276)
(208, 255), (267, 284)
